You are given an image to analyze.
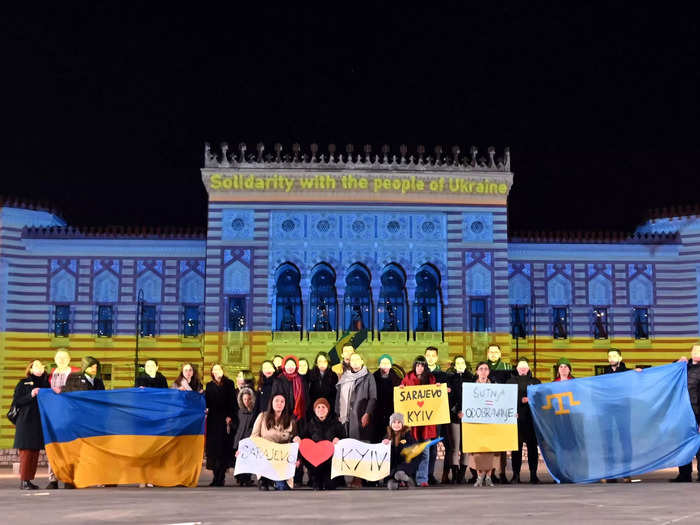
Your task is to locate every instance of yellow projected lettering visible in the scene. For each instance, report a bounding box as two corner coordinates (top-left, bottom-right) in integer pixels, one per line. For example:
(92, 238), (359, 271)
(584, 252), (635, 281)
(541, 392), (581, 415)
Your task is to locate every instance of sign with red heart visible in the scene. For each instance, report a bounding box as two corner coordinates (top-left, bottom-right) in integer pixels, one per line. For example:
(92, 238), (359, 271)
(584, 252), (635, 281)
(299, 439), (335, 467)
(417, 401), (425, 408)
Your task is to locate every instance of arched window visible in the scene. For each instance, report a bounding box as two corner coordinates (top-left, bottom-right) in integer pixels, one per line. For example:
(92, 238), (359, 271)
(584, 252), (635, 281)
(310, 263), (337, 331)
(274, 263), (302, 332)
(379, 263), (407, 332)
(413, 264), (441, 332)
(344, 263), (372, 332)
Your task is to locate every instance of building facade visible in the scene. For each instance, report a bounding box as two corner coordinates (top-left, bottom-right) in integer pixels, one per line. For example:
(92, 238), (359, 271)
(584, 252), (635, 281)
(0, 142), (698, 448)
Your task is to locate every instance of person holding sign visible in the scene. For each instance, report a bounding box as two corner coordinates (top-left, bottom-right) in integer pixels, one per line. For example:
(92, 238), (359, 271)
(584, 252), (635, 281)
(506, 358), (541, 484)
(469, 361), (498, 487)
(400, 356), (438, 487)
(335, 353), (377, 488)
(382, 413), (419, 490)
(250, 394), (299, 490)
(299, 397), (345, 490)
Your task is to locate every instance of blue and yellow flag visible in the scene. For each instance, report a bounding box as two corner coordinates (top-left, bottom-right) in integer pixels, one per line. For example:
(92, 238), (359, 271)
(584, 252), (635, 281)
(400, 437), (443, 463)
(38, 388), (206, 488)
(528, 361), (700, 483)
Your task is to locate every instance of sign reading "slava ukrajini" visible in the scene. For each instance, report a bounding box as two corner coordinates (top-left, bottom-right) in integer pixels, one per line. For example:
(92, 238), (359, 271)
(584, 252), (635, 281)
(202, 170), (512, 204)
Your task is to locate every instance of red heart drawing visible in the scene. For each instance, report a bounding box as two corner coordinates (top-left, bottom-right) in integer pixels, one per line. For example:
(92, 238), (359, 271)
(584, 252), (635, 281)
(417, 401), (425, 408)
(299, 439), (335, 467)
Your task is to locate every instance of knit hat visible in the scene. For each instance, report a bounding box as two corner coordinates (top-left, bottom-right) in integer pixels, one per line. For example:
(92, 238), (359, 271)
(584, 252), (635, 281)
(313, 397), (331, 412)
(389, 412), (405, 426)
(378, 353), (393, 366)
(556, 357), (572, 370)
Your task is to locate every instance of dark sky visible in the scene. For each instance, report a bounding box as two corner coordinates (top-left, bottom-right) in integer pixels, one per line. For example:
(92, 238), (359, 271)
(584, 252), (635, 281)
(2, 3), (697, 233)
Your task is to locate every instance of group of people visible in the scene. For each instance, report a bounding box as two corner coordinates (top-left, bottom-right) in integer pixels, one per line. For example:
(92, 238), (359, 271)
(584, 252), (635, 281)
(12, 344), (700, 490)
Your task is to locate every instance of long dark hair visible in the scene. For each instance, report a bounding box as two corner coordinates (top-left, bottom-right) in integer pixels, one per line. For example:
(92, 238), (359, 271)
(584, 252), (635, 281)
(385, 423), (411, 447)
(174, 362), (202, 390)
(412, 356), (433, 385)
(264, 394), (296, 432)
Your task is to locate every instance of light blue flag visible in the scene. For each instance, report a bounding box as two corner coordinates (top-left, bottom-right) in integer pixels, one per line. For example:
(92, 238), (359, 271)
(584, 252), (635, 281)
(528, 361), (700, 483)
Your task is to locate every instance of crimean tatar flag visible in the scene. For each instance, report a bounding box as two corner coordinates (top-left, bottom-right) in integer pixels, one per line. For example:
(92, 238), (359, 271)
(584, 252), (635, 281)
(37, 388), (205, 488)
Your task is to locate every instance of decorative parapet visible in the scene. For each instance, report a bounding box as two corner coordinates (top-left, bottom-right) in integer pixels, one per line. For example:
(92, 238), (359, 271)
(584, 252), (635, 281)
(22, 225), (206, 240)
(509, 230), (679, 244)
(204, 142), (511, 171)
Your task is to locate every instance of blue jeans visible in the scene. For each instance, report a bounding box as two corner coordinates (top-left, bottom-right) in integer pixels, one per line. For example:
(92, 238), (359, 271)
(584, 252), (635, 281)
(274, 480), (290, 490)
(416, 447), (430, 484)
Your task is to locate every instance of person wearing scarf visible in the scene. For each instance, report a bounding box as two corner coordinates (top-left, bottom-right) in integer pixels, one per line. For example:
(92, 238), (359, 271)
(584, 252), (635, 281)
(271, 355), (307, 421)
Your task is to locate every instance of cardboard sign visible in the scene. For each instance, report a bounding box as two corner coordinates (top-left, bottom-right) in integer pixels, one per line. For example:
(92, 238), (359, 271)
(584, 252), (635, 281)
(233, 437), (299, 481)
(330, 439), (390, 481)
(461, 422), (518, 453)
(461, 383), (518, 424)
(393, 383), (450, 426)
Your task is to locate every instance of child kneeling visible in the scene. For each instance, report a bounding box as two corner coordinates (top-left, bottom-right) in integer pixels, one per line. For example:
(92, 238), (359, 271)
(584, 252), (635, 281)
(382, 413), (420, 490)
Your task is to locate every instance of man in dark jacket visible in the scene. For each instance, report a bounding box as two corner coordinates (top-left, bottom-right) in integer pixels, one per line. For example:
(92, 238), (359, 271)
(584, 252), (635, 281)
(506, 358), (541, 484)
(603, 348), (628, 374)
(63, 356), (105, 392)
(672, 345), (700, 482)
(372, 354), (402, 443)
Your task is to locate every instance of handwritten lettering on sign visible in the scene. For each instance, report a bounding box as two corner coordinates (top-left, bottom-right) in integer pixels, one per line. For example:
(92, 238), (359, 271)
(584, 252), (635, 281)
(461, 383), (518, 424)
(393, 383), (450, 426)
(233, 437), (298, 481)
(330, 439), (390, 481)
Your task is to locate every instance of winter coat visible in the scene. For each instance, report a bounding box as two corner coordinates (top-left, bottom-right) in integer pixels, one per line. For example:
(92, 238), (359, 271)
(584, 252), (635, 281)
(13, 374), (50, 450)
(372, 368), (402, 442)
(335, 367), (377, 441)
(387, 427), (419, 477)
(271, 373), (306, 421)
(254, 374), (276, 418)
(205, 377), (236, 470)
(307, 367), (339, 416)
(135, 372), (168, 388)
(603, 361), (628, 374)
(233, 388), (257, 450)
(447, 370), (474, 424)
(251, 412), (297, 444)
(300, 412), (345, 443)
(63, 373), (105, 392)
(506, 372), (541, 438)
(400, 371), (437, 440)
(687, 361), (700, 422)
(489, 360), (514, 384)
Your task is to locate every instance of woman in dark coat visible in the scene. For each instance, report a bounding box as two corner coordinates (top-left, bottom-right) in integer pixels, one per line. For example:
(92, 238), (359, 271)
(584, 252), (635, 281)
(299, 397), (345, 490)
(372, 354), (402, 443)
(205, 364), (236, 487)
(447, 356), (473, 484)
(253, 360), (277, 418)
(135, 359), (168, 388)
(306, 352), (338, 416)
(13, 360), (50, 489)
(62, 356), (105, 392)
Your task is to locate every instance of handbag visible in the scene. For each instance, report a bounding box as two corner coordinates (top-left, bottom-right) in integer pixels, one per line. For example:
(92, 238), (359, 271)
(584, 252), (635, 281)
(7, 402), (19, 425)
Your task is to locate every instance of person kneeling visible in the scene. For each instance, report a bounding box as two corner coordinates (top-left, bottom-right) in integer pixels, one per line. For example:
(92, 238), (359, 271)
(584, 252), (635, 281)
(299, 397), (345, 490)
(382, 413), (419, 490)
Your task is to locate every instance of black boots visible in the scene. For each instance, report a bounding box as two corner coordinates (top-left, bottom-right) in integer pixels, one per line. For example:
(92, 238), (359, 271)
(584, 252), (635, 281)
(209, 468), (226, 486)
(457, 465), (468, 484)
(46, 480), (58, 489)
(20, 480), (38, 490)
(450, 466), (459, 484)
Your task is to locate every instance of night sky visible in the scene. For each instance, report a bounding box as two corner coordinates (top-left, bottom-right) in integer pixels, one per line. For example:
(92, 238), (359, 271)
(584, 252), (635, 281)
(2, 3), (697, 233)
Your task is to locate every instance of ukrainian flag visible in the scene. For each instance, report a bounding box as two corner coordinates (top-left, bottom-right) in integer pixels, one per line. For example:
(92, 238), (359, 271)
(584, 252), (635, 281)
(37, 388), (205, 488)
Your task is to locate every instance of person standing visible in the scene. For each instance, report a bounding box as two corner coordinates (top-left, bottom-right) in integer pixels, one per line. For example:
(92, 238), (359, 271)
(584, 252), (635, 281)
(135, 359), (168, 388)
(555, 357), (574, 381)
(205, 364), (236, 487)
(233, 386), (257, 486)
(506, 358), (541, 484)
(372, 354), (402, 443)
(469, 361), (498, 487)
(672, 345), (700, 482)
(447, 356), (473, 484)
(335, 352), (377, 488)
(63, 356), (105, 392)
(400, 355), (437, 487)
(171, 362), (203, 392)
(424, 346), (447, 484)
(254, 360), (277, 418)
(46, 348), (79, 489)
(307, 351), (338, 416)
(271, 355), (307, 422)
(13, 360), (50, 490)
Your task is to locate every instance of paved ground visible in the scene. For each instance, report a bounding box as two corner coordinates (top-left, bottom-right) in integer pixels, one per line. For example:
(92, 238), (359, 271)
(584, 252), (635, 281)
(2, 466), (699, 524)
